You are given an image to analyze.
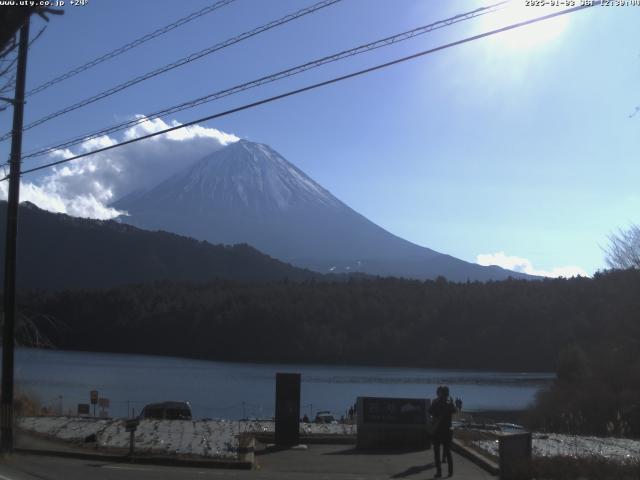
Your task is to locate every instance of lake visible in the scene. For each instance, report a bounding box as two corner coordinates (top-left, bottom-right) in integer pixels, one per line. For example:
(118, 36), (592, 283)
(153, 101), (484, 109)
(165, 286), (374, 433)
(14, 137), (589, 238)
(15, 348), (554, 420)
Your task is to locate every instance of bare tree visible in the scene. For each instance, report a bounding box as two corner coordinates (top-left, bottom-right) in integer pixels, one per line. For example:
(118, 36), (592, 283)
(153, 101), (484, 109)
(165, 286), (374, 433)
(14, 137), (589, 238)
(604, 224), (640, 269)
(0, 7), (61, 112)
(0, 7), (61, 56)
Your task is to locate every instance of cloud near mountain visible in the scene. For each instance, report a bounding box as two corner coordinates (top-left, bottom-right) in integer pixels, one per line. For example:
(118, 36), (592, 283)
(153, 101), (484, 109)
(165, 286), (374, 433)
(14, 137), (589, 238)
(476, 251), (588, 278)
(0, 116), (239, 219)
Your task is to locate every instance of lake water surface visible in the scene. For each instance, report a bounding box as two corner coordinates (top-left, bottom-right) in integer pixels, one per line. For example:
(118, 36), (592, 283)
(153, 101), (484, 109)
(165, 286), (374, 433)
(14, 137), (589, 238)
(16, 348), (554, 420)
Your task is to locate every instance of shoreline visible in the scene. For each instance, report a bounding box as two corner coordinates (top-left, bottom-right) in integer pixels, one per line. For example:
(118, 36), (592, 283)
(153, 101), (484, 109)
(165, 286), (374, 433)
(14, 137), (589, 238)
(15, 346), (557, 376)
(461, 409), (530, 425)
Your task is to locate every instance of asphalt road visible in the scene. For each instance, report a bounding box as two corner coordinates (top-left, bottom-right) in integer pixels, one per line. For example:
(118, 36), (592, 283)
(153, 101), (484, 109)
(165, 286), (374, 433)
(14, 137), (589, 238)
(0, 444), (495, 480)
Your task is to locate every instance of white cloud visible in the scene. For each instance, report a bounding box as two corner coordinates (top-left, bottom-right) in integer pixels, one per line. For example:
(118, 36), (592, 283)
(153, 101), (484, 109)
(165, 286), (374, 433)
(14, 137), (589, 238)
(0, 179), (122, 220)
(476, 251), (588, 278)
(0, 116), (239, 219)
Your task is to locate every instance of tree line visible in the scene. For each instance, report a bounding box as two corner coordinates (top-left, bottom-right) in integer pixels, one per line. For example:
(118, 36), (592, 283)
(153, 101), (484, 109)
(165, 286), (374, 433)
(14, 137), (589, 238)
(14, 269), (638, 371)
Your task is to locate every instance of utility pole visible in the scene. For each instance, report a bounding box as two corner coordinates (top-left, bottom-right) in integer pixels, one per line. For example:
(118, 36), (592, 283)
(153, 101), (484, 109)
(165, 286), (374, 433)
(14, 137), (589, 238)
(1, 18), (30, 454)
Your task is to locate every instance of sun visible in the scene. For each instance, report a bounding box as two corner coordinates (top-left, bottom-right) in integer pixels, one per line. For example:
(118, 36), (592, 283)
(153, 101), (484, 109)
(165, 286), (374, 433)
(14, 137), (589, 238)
(480, 1), (570, 50)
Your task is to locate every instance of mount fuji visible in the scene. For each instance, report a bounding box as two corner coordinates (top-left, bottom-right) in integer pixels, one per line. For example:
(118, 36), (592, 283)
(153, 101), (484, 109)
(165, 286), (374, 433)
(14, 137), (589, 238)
(113, 139), (531, 281)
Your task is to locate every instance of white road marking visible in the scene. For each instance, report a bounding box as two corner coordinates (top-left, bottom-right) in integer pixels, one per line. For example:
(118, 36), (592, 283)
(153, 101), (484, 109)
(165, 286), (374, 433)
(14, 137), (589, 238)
(0, 474), (15, 480)
(196, 472), (237, 476)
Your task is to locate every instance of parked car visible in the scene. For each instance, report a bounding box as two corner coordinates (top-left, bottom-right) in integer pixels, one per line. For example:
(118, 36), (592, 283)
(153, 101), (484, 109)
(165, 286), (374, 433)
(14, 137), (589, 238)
(314, 411), (337, 424)
(496, 422), (527, 433)
(139, 401), (192, 420)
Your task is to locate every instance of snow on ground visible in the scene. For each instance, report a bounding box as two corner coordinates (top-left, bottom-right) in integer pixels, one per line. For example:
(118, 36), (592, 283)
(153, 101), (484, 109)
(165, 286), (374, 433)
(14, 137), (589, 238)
(19, 416), (107, 441)
(18, 417), (243, 458)
(18, 417), (355, 459)
(28, 416), (636, 463)
(473, 432), (640, 462)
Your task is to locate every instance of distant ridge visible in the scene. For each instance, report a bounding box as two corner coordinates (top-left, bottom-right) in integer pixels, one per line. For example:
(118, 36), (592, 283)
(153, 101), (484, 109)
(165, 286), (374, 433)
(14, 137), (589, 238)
(114, 139), (535, 281)
(0, 201), (319, 290)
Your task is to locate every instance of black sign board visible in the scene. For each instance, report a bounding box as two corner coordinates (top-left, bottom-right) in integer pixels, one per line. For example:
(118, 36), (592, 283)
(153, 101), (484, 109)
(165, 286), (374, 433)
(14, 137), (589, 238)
(361, 397), (427, 425)
(90, 390), (98, 405)
(125, 419), (140, 432)
(274, 372), (301, 446)
(77, 403), (90, 415)
(356, 396), (430, 450)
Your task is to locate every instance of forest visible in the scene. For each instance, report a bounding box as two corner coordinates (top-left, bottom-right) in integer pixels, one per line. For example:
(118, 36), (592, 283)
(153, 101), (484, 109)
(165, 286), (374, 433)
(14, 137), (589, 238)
(14, 269), (637, 368)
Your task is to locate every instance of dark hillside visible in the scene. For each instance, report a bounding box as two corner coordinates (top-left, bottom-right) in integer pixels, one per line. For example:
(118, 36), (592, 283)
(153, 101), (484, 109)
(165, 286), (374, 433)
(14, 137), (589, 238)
(0, 201), (319, 290)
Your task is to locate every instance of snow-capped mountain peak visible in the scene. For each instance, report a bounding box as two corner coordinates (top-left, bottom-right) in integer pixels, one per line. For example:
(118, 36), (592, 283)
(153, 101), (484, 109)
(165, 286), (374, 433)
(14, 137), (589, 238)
(172, 139), (341, 213)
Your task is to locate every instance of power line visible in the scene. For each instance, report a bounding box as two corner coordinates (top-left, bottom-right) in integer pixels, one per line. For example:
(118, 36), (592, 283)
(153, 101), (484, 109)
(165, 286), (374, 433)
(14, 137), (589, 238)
(6, 1), (598, 181)
(0, 0), (342, 142)
(25, 0), (236, 97)
(21, 0), (510, 161)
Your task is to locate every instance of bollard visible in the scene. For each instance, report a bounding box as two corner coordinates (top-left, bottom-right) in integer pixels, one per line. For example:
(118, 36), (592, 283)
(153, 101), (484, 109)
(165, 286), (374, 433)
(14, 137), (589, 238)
(499, 432), (532, 480)
(129, 430), (134, 456)
(237, 433), (255, 464)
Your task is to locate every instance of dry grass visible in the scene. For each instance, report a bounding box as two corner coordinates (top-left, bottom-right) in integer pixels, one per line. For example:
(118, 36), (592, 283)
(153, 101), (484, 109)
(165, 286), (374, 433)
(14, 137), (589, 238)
(456, 427), (640, 480)
(14, 390), (41, 417)
(532, 456), (640, 480)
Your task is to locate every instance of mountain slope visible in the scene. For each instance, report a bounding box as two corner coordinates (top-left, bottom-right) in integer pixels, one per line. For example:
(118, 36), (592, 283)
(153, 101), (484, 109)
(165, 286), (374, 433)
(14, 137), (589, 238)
(0, 201), (318, 290)
(113, 140), (532, 281)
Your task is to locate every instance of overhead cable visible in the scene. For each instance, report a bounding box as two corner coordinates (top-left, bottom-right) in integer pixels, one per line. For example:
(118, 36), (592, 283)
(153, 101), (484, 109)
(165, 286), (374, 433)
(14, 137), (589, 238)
(0, 0), (342, 142)
(21, 0), (510, 161)
(25, 0), (236, 97)
(7, 1), (599, 181)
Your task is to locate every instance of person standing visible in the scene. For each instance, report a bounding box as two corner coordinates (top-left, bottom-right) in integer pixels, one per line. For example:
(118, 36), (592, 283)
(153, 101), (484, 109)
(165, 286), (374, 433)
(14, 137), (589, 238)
(428, 385), (456, 478)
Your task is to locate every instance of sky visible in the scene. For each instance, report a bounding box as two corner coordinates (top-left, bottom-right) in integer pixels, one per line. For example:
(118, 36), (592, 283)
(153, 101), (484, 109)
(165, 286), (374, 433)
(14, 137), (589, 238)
(0, 0), (639, 277)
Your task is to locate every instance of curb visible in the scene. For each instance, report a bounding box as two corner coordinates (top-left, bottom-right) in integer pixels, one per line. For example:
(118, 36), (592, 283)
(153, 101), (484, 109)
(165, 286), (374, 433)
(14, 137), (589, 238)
(451, 439), (499, 476)
(255, 433), (356, 445)
(14, 447), (254, 470)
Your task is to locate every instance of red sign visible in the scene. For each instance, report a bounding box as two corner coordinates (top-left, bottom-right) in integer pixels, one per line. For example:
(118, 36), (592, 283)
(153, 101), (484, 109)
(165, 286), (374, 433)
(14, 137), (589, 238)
(98, 398), (110, 409)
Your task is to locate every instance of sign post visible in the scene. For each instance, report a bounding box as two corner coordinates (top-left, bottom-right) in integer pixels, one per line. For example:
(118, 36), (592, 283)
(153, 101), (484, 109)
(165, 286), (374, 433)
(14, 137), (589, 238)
(90, 390), (98, 417)
(125, 418), (139, 457)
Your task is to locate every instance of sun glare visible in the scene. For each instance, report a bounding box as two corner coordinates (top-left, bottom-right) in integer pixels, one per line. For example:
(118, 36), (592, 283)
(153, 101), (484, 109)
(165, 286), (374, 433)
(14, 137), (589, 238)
(481, 2), (570, 50)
